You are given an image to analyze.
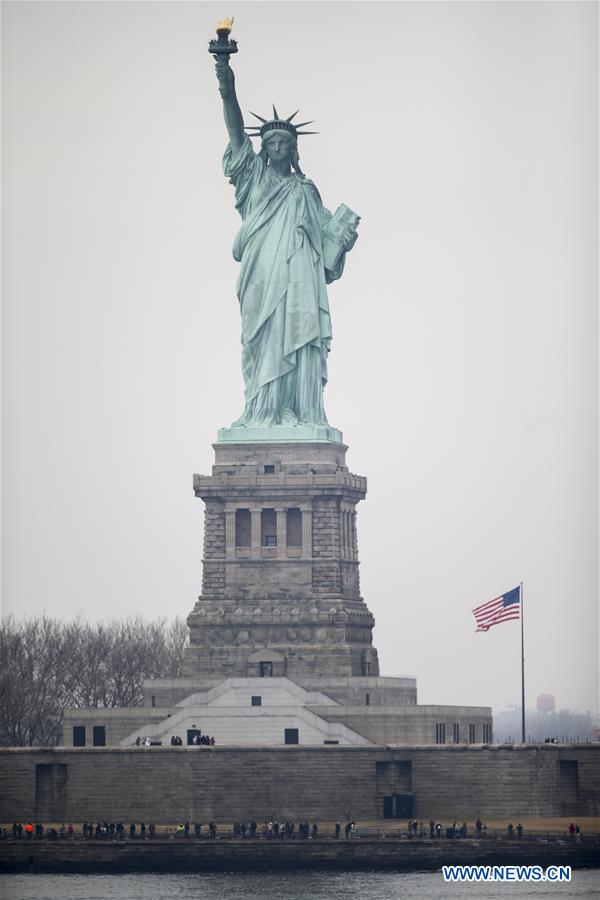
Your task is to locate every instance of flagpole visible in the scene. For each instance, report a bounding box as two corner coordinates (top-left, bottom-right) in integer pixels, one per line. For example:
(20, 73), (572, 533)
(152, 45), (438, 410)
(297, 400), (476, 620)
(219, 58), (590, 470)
(520, 581), (525, 743)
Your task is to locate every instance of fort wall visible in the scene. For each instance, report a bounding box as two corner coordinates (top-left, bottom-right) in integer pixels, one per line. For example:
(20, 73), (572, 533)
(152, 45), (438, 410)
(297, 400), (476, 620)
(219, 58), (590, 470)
(1, 744), (597, 824)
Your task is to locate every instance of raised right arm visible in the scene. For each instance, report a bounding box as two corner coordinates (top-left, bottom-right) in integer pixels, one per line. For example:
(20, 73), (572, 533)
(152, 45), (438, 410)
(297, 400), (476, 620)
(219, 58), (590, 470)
(214, 57), (245, 154)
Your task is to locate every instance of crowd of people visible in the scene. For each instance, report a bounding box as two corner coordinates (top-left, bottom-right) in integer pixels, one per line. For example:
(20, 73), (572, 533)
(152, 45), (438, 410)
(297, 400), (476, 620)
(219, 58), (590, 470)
(173, 820), (360, 839)
(170, 734), (215, 746)
(172, 822), (218, 838)
(418, 819), (511, 840)
(2, 819), (585, 842)
(2, 820), (357, 841)
(401, 820), (472, 839)
(8, 823), (74, 840)
(421, 819), (514, 840)
(132, 734), (217, 747)
(424, 820), (471, 839)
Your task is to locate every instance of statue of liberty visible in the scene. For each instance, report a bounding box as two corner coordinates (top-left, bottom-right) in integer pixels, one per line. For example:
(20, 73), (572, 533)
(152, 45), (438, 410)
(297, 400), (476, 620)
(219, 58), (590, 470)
(212, 23), (359, 434)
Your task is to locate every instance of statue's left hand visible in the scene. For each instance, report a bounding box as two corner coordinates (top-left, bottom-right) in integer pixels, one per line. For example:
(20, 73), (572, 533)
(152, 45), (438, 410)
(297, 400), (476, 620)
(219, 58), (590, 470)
(342, 228), (358, 252)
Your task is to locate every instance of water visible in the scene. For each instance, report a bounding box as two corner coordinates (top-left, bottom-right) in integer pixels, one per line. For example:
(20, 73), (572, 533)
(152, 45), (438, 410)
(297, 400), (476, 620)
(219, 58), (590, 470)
(0, 870), (598, 900)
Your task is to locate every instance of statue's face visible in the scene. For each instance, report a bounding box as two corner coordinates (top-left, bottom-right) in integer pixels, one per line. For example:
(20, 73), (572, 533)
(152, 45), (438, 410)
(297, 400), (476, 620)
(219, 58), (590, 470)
(263, 132), (294, 164)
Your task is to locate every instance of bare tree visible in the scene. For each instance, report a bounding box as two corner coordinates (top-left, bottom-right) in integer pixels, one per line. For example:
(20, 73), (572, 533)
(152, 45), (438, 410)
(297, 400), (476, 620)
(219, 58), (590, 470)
(0, 615), (189, 746)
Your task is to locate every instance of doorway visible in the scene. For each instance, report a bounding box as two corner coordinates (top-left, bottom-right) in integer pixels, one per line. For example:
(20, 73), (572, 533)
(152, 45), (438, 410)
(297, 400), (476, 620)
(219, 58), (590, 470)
(382, 794), (414, 818)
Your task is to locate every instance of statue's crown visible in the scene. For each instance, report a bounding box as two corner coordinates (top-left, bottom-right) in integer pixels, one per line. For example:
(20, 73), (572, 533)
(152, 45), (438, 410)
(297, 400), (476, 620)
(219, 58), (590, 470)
(245, 106), (318, 139)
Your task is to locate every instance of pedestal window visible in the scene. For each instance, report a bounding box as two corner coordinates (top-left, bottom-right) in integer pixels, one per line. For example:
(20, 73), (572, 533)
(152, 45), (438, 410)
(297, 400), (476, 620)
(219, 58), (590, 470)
(261, 509), (277, 546)
(286, 508), (302, 547)
(235, 509), (251, 547)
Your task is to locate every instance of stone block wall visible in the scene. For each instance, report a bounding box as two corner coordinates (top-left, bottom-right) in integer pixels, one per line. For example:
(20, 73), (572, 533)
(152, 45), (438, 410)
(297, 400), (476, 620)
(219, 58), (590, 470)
(201, 499), (225, 598)
(211, 441), (350, 473)
(318, 708), (492, 746)
(185, 441), (378, 681)
(301, 677), (417, 707)
(61, 709), (170, 748)
(312, 497), (341, 597)
(142, 680), (222, 708)
(1, 745), (597, 823)
(61, 704), (492, 750)
(143, 677), (418, 709)
(341, 561), (360, 599)
(63, 679), (484, 749)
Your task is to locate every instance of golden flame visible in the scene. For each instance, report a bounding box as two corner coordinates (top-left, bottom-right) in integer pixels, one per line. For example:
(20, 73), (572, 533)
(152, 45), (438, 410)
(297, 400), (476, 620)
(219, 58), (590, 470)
(216, 17), (234, 33)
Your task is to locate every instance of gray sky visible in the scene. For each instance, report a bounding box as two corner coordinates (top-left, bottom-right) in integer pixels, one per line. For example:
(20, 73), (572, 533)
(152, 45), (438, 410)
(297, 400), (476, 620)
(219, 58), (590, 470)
(2, 1), (598, 717)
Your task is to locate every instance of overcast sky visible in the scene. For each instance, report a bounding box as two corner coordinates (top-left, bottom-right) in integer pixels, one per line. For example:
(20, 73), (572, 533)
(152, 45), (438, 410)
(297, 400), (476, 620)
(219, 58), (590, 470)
(2, 1), (598, 718)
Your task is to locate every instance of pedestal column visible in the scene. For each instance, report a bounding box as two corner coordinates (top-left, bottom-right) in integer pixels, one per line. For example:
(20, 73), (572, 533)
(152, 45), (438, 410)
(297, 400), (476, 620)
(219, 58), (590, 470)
(301, 505), (313, 559)
(250, 507), (262, 559)
(225, 509), (236, 560)
(276, 506), (287, 559)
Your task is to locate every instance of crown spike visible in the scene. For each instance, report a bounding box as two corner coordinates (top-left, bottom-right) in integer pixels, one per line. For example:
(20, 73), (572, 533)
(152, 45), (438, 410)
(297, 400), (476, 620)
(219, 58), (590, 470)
(246, 107), (316, 139)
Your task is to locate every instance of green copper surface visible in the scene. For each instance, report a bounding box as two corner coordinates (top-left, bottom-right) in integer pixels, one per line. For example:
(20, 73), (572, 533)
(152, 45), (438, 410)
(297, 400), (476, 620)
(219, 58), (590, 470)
(213, 47), (358, 440)
(217, 423), (344, 444)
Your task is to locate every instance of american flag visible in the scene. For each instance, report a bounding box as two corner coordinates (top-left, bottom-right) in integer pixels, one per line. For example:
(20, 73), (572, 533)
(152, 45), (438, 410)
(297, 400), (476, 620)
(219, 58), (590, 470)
(473, 586), (521, 632)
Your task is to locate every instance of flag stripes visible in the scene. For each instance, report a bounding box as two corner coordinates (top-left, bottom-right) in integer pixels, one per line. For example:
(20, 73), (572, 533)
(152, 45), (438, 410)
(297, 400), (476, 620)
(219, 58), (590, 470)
(473, 586), (521, 632)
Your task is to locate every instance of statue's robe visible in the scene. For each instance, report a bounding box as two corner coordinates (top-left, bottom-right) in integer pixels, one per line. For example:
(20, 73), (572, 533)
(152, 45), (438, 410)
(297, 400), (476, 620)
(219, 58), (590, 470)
(223, 137), (346, 427)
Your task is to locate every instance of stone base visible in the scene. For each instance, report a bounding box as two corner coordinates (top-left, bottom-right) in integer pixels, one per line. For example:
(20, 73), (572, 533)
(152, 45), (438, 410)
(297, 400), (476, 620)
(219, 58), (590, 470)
(2, 744), (597, 823)
(217, 424), (343, 443)
(191, 438), (376, 680)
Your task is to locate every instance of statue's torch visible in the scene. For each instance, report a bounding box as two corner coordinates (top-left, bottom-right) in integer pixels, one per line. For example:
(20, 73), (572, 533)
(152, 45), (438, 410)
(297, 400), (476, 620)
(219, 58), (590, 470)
(208, 17), (238, 59)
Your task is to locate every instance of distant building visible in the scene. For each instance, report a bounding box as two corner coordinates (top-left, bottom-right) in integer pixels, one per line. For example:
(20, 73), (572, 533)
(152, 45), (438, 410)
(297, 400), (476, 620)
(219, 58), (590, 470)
(537, 693), (557, 713)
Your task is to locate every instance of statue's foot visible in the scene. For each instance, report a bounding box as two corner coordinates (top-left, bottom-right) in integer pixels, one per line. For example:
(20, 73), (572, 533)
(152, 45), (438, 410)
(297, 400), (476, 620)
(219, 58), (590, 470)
(279, 408), (299, 425)
(297, 415), (331, 427)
